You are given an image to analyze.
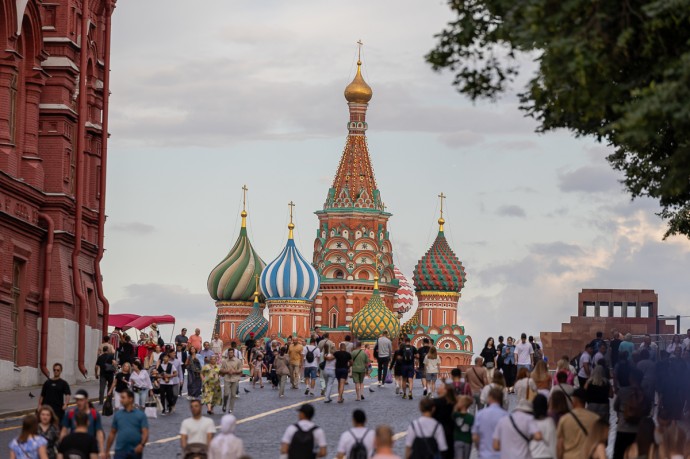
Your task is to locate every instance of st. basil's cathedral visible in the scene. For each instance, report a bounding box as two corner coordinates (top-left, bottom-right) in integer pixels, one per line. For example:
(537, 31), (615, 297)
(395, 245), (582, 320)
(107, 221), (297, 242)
(207, 49), (474, 370)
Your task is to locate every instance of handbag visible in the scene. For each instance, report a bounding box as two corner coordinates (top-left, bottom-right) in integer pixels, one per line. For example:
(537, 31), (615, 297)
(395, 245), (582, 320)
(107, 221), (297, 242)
(384, 370), (393, 384)
(144, 395), (158, 419)
(102, 396), (113, 416)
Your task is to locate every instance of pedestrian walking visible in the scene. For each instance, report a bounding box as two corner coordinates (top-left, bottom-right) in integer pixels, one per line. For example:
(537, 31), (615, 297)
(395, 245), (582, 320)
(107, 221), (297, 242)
(514, 333), (534, 373)
(501, 337), (516, 390)
(38, 363), (71, 422)
(584, 365), (612, 420)
(556, 389), (600, 459)
(180, 399), (216, 458)
(399, 337), (418, 400)
(452, 396), (474, 459)
(36, 407), (59, 459)
(492, 399), (542, 459)
(288, 338), (304, 389)
(303, 338), (321, 396)
(322, 347), (337, 403)
(105, 389), (149, 459)
(211, 333), (224, 357)
(95, 347), (117, 405)
(188, 329), (203, 356)
(423, 346), (440, 397)
(432, 384), (457, 459)
(417, 338), (431, 396)
(374, 330), (393, 387)
(201, 355), (222, 415)
(208, 414), (244, 459)
(129, 361), (153, 409)
(391, 343), (404, 395)
(351, 343), (370, 401)
(109, 362), (132, 411)
(175, 327), (189, 350)
(335, 409), (375, 459)
(471, 388), (506, 459)
(466, 357), (489, 409)
(480, 338), (497, 380)
(577, 344), (594, 388)
(529, 394), (556, 459)
(370, 425), (400, 459)
(10, 414), (49, 459)
(157, 352), (178, 415)
(274, 347), (291, 398)
(480, 372), (509, 410)
(583, 418), (609, 459)
(405, 398), (448, 459)
(185, 345), (203, 399)
(250, 351), (267, 389)
(221, 349), (242, 414)
(280, 403), (327, 459)
(334, 342), (352, 403)
(59, 389), (105, 455)
(57, 411), (99, 459)
(514, 368), (537, 403)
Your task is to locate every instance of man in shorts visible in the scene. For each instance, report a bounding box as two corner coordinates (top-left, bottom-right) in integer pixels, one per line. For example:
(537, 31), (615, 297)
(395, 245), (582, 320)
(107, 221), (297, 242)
(351, 342), (370, 401)
(417, 338), (431, 396)
(302, 338), (321, 397)
(400, 337), (417, 400)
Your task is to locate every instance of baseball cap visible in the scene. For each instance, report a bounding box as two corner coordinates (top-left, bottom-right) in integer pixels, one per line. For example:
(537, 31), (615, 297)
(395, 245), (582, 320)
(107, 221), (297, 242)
(297, 403), (315, 419)
(74, 389), (89, 400)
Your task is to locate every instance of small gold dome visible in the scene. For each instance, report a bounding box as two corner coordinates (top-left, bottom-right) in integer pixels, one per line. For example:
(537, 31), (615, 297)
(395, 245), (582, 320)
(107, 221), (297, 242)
(344, 60), (372, 104)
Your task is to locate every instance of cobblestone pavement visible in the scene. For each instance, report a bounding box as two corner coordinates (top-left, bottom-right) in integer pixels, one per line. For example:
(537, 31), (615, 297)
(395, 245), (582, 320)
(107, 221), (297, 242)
(3, 376), (484, 458)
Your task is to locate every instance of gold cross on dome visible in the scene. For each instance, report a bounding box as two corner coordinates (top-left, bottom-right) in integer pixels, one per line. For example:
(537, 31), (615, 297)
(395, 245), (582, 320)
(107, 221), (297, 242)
(288, 201), (295, 224)
(357, 39), (363, 61)
(242, 185), (248, 211)
(438, 192), (446, 218)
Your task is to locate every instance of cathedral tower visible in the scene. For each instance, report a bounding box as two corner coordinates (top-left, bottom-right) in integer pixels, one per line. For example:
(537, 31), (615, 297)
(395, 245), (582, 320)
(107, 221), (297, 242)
(207, 186), (266, 345)
(313, 45), (398, 338)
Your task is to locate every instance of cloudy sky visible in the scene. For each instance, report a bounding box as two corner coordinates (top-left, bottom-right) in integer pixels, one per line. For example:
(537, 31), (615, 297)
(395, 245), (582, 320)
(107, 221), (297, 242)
(103, 0), (690, 346)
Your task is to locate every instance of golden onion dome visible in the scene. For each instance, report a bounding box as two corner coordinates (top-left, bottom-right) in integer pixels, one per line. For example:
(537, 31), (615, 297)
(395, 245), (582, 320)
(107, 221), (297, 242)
(344, 60), (373, 104)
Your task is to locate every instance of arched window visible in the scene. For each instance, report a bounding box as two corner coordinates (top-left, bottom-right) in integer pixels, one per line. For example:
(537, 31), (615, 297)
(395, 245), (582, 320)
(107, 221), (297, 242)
(331, 313), (337, 329)
(358, 271), (369, 280)
(442, 310), (447, 324)
(335, 270), (344, 279)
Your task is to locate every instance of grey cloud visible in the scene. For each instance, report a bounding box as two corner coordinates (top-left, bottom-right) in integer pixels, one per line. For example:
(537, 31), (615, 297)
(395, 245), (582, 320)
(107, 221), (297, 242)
(109, 222), (156, 234)
(438, 130), (485, 149)
(496, 204), (527, 218)
(558, 165), (622, 193)
(529, 241), (584, 258)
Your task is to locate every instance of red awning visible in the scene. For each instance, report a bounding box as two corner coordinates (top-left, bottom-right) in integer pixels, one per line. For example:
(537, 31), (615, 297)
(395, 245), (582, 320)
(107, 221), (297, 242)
(123, 315), (176, 331)
(108, 314), (141, 329)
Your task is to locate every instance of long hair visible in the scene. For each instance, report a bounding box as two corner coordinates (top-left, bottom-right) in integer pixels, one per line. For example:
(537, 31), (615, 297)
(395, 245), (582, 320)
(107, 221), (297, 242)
(583, 419), (609, 457)
(37, 405), (59, 428)
(588, 364), (608, 387)
(441, 383), (457, 405)
(516, 367), (530, 381)
(556, 357), (570, 373)
(428, 346), (438, 359)
(491, 371), (506, 388)
(549, 391), (569, 418)
(531, 360), (549, 383)
(18, 414), (38, 443)
(484, 337), (494, 349)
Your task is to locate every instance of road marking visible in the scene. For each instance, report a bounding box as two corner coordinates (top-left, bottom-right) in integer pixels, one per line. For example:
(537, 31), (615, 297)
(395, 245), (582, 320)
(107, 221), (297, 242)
(149, 386), (366, 445)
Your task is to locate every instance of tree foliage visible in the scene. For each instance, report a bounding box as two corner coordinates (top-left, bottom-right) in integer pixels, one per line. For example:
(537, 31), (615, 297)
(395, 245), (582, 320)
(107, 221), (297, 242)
(427, 0), (690, 238)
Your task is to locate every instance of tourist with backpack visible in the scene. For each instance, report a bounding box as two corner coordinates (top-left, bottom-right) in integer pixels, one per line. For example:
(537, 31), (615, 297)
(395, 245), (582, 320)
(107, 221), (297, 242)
(59, 389), (105, 456)
(400, 337), (418, 400)
(280, 403), (327, 459)
(335, 409), (375, 458)
(302, 338), (321, 397)
(405, 397), (447, 459)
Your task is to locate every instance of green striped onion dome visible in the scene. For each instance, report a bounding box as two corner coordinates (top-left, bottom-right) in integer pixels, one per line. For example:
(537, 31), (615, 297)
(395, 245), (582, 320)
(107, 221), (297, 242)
(401, 309), (420, 337)
(207, 226), (266, 302)
(412, 228), (466, 292)
(350, 285), (400, 341)
(237, 295), (268, 342)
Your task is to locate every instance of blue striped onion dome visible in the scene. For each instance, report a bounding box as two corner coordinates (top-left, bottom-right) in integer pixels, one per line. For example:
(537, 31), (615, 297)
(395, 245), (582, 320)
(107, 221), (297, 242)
(237, 294), (268, 342)
(260, 224), (320, 301)
(350, 280), (400, 341)
(207, 216), (266, 302)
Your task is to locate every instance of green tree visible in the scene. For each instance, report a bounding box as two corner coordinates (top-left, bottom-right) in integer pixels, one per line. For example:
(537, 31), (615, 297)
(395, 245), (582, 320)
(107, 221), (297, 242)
(427, 0), (690, 238)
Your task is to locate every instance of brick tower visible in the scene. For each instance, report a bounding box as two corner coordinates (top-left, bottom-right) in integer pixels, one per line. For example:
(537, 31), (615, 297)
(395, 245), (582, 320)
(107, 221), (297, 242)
(261, 203), (320, 338)
(207, 186), (266, 346)
(408, 196), (474, 370)
(0, 0), (116, 389)
(312, 46), (398, 341)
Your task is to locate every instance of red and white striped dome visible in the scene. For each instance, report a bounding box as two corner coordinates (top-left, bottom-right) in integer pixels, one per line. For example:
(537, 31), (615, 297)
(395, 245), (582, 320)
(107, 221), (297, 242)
(394, 267), (414, 315)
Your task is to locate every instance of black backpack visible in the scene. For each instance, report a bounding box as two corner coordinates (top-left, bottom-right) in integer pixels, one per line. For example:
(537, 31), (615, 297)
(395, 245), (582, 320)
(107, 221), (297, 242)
(403, 346), (414, 363)
(410, 421), (441, 459)
(288, 423), (318, 459)
(305, 346), (316, 364)
(348, 429), (369, 459)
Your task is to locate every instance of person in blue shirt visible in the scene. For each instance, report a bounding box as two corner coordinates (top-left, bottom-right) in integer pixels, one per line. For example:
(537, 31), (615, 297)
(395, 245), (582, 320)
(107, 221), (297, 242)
(471, 388), (507, 459)
(60, 389), (105, 456)
(501, 337), (517, 390)
(106, 389), (149, 459)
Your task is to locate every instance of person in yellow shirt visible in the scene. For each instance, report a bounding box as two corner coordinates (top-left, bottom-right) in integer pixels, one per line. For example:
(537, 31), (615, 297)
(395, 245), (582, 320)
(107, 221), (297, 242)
(288, 338), (304, 389)
(556, 388), (600, 459)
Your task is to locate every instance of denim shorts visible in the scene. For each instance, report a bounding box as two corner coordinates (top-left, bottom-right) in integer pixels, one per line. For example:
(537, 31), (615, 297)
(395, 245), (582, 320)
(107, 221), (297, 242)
(303, 367), (317, 379)
(425, 373), (438, 382)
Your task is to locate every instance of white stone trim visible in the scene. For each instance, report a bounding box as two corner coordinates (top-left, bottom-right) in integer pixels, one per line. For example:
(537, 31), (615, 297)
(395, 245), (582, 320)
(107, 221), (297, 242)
(41, 56), (79, 71)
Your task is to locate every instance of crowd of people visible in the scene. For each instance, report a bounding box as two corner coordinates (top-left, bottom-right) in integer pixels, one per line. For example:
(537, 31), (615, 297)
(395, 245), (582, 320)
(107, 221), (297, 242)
(7, 326), (690, 459)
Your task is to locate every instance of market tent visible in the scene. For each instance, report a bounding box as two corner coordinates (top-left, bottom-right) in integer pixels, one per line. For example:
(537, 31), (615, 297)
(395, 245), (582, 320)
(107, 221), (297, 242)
(108, 314), (141, 329)
(123, 314), (175, 331)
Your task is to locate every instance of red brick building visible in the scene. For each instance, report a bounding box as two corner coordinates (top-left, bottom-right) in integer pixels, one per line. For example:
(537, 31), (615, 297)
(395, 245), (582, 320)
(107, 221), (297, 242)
(540, 289), (673, 367)
(0, 0), (116, 389)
